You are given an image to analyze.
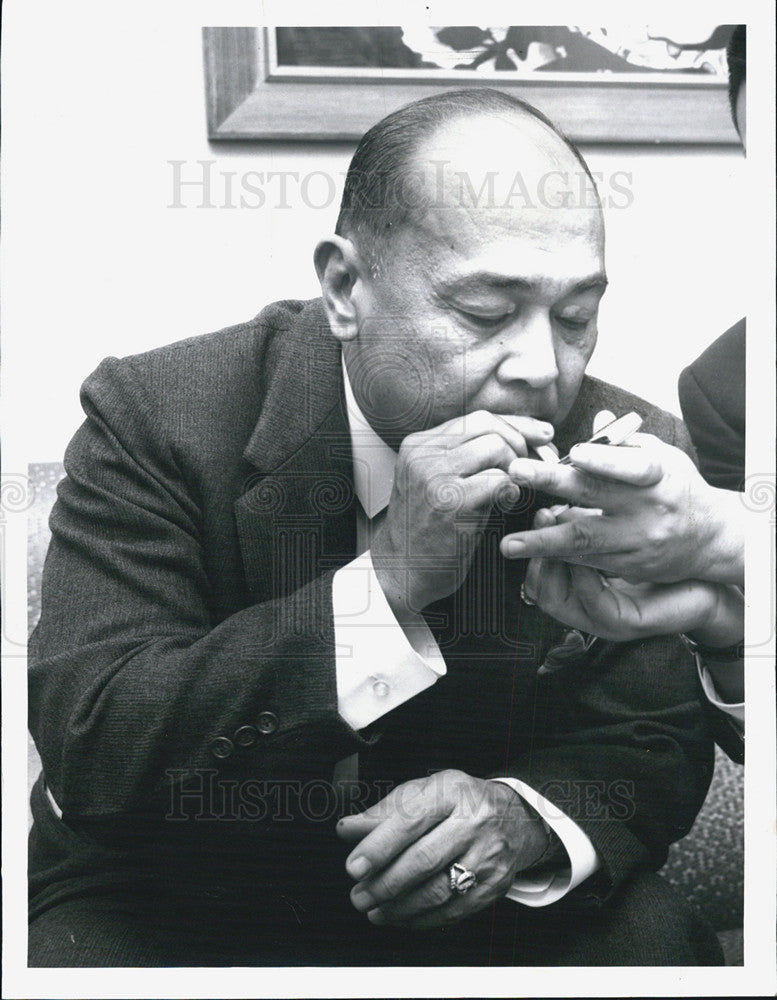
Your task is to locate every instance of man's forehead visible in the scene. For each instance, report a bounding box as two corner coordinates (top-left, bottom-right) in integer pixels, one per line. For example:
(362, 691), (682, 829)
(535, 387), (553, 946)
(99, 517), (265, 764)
(434, 263), (608, 297)
(396, 113), (603, 263)
(396, 194), (605, 291)
(415, 193), (603, 245)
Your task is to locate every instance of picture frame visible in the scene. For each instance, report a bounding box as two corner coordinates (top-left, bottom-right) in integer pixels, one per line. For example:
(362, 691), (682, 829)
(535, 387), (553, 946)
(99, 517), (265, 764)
(203, 26), (739, 144)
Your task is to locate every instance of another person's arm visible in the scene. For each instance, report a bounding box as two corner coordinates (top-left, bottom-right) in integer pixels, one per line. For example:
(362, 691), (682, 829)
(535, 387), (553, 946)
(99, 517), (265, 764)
(500, 432), (744, 586)
(498, 430), (744, 743)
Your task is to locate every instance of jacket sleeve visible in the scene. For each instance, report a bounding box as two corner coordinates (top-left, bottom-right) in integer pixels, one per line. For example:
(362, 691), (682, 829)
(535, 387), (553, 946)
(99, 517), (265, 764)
(678, 321), (746, 492)
(28, 359), (370, 819)
(499, 633), (715, 902)
(679, 339), (746, 762)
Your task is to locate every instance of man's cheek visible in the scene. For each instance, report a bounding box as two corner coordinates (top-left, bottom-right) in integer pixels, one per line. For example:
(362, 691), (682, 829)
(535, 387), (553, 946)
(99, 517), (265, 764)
(554, 359), (590, 423)
(428, 351), (474, 406)
(560, 338), (595, 384)
(570, 328), (597, 363)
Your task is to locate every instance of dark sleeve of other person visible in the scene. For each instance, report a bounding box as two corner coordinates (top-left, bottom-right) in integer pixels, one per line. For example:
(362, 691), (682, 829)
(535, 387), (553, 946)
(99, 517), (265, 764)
(678, 318), (745, 492)
(678, 317), (745, 763)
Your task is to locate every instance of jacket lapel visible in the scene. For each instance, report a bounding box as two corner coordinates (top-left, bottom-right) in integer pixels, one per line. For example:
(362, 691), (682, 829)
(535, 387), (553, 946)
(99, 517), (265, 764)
(234, 300), (357, 602)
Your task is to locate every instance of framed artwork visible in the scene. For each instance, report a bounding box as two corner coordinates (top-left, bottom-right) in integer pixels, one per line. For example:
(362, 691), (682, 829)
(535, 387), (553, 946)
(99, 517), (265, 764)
(203, 25), (739, 144)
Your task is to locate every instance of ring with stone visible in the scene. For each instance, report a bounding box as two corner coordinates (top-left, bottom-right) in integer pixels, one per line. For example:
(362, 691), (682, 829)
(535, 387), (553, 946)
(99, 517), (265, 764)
(448, 861), (477, 895)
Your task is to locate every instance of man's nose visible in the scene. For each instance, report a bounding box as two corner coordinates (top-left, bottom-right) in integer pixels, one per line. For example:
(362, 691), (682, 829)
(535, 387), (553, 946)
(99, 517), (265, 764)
(495, 311), (559, 389)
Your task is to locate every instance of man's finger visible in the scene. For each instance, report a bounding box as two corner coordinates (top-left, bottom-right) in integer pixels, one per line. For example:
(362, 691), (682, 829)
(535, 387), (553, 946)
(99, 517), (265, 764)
(350, 816), (470, 911)
(495, 413), (555, 448)
(553, 505), (601, 523)
(517, 533), (645, 580)
(450, 434), (525, 476)
(336, 782), (417, 846)
(525, 558), (640, 641)
(432, 410), (553, 453)
(567, 442), (664, 486)
(507, 458), (627, 511)
(569, 566), (721, 638)
(371, 848), (491, 927)
(461, 468), (518, 510)
(533, 508), (558, 529)
(368, 872), (460, 923)
(501, 515), (620, 561)
(336, 813), (383, 842)
(341, 784), (448, 881)
(522, 555), (549, 605)
(567, 562), (621, 607)
(421, 468), (514, 517)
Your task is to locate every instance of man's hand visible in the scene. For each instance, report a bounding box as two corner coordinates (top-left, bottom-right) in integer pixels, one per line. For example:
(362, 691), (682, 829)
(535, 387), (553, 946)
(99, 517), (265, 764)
(500, 432), (744, 586)
(336, 770), (548, 929)
(522, 512), (745, 645)
(372, 412), (554, 613)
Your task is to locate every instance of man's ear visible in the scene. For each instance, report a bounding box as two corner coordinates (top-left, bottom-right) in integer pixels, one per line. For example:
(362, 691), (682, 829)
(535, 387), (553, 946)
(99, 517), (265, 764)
(314, 236), (365, 342)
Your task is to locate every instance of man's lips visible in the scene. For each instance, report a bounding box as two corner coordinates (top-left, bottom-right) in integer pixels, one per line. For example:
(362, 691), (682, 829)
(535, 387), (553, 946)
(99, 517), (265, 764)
(487, 408), (556, 422)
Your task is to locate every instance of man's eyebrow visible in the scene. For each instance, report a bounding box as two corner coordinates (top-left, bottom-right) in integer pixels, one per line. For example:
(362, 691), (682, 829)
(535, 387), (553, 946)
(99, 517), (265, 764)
(437, 272), (609, 295)
(569, 275), (609, 294)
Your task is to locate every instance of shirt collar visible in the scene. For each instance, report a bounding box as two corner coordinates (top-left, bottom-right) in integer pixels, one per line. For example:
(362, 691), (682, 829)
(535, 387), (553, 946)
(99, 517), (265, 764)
(342, 356), (397, 518)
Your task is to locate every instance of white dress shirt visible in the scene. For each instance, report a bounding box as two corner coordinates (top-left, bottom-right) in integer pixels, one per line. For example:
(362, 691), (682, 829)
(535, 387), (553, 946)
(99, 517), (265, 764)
(332, 359), (600, 906)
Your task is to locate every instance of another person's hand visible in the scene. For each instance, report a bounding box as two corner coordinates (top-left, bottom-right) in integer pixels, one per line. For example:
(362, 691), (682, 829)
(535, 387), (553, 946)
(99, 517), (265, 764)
(500, 430), (744, 586)
(336, 769), (548, 929)
(372, 412), (553, 614)
(522, 512), (744, 647)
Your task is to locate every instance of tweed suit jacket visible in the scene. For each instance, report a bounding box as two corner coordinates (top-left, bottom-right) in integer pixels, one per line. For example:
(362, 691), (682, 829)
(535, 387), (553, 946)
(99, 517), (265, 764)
(29, 298), (714, 932)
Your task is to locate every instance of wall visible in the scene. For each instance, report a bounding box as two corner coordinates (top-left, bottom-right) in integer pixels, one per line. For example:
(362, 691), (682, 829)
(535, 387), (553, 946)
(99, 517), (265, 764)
(3, 15), (746, 461)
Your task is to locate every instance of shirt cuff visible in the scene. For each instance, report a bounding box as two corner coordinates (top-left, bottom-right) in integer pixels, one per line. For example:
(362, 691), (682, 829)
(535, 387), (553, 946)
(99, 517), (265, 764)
(697, 659), (745, 727)
(492, 777), (600, 907)
(332, 550), (446, 731)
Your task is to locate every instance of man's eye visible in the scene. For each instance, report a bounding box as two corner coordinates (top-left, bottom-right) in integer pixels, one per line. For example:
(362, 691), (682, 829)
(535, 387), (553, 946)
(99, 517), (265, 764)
(556, 314), (591, 332)
(456, 309), (512, 330)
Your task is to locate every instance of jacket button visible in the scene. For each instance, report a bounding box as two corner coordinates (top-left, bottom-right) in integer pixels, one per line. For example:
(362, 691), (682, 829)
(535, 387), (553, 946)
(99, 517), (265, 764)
(209, 736), (234, 759)
(234, 725), (259, 748)
(257, 711), (279, 735)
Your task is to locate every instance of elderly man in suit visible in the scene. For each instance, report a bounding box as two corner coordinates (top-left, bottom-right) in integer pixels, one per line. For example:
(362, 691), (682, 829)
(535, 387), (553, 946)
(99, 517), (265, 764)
(29, 88), (722, 966)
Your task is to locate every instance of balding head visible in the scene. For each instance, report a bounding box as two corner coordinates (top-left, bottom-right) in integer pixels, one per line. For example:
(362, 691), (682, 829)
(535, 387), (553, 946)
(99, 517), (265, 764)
(336, 88), (601, 275)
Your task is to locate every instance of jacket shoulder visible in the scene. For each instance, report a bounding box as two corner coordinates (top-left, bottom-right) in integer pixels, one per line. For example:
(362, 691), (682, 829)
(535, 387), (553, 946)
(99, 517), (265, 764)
(77, 299), (326, 458)
(681, 319), (745, 389)
(678, 319), (745, 431)
(90, 299), (320, 399)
